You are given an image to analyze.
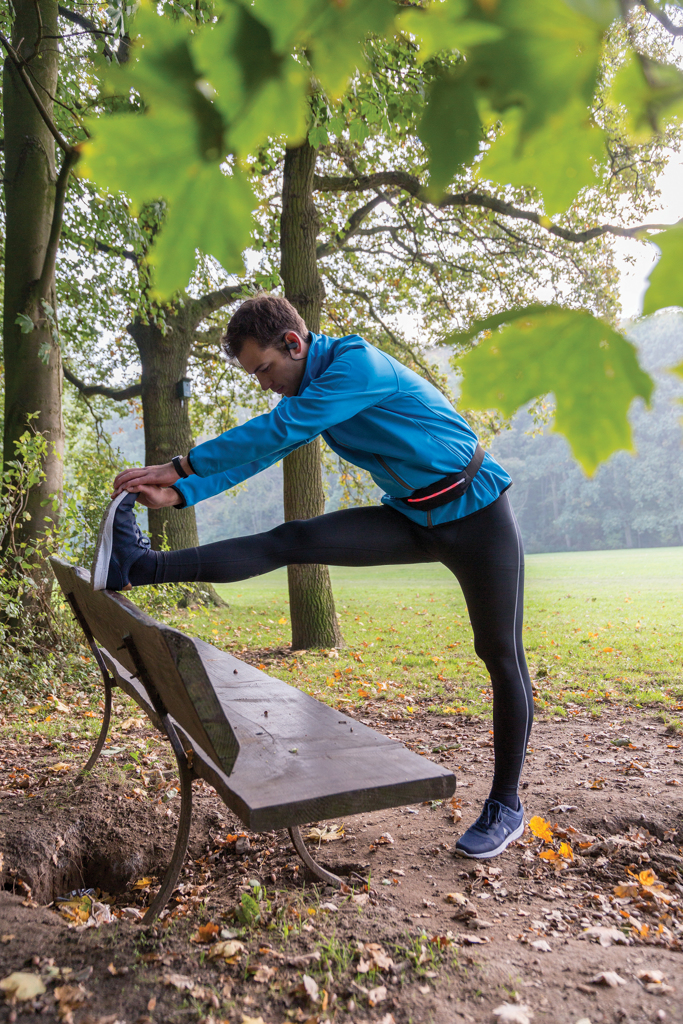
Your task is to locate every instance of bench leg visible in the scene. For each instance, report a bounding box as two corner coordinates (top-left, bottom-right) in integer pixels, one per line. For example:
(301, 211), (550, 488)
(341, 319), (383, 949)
(288, 826), (344, 888)
(141, 751), (193, 926)
(76, 657), (113, 784)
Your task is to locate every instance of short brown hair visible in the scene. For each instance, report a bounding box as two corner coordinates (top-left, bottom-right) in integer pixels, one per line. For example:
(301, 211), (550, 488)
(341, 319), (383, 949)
(223, 293), (308, 358)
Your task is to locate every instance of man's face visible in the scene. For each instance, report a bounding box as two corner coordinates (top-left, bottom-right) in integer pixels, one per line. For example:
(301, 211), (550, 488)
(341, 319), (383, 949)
(238, 332), (308, 398)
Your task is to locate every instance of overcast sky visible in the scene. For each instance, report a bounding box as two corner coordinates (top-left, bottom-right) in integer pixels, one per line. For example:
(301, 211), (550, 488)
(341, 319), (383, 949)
(617, 153), (683, 320)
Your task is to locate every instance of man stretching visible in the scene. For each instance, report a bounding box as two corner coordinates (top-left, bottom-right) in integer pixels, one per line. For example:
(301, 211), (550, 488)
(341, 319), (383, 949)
(94, 293), (532, 859)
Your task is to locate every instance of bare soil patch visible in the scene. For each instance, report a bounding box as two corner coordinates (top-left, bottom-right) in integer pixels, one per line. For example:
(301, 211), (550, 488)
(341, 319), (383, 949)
(1, 710), (682, 1024)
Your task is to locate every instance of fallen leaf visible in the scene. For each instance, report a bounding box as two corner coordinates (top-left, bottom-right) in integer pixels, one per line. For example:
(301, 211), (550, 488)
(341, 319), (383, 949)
(492, 1003), (534, 1024)
(191, 922), (219, 943)
(1, 935), (15, 944)
(528, 816), (553, 842)
(302, 974), (319, 1002)
(163, 973), (195, 991)
(579, 926), (631, 947)
(0, 972), (46, 1002)
(530, 939), (552, 953)
(48, 762), (71, 773)
(359, 943), (393, 972)
(250, 964), (277, 984)
(130, 877), (154, 890)
(638, 868), (657, 886)
(637, 969), (666, 984)
(367, 984), (387, 1006)
(445, 892), (469, 906)
(589, 971), (627, 988)
(306, 824), (344, 844)
(208, 939), (245, 961)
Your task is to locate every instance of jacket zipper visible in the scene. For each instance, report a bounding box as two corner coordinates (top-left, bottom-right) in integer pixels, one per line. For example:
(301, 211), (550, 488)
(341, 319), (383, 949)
(328, 435), (435, 524)
(374, 453), (411, 489)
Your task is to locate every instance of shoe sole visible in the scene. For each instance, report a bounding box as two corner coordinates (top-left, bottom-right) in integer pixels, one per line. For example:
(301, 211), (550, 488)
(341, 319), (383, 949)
(91, 491), (130, 590)
(454, 818), (525, 860)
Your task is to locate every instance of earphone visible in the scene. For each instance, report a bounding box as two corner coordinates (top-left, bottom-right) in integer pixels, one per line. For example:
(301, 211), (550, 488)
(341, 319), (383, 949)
(286, 341), (298, 351)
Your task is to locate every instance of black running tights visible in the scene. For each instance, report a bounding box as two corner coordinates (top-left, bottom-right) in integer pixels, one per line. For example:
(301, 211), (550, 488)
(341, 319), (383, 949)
(130, 492), (533, 808)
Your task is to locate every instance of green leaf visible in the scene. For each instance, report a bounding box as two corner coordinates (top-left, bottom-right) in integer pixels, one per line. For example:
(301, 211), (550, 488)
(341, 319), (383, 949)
(642, 225), (683, 315)
(398, 3), (505, 62)
(418, 72), (482, 193)
(243, 0), (397, 96)
(469, 0), (606, 137)
(449, 305), (653, 473)
(610, 54), (683, 143)
(148, 166), (254, 296)
(478, 99), (605, 213)
(190, 3), (308, 155)
(15, 313), (35, 334)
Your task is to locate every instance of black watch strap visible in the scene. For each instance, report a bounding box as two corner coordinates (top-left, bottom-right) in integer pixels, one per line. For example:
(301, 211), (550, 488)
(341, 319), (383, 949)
(172, 455), (188, 479)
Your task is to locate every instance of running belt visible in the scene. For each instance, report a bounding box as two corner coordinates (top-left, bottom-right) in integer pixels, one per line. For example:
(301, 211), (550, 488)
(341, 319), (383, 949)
(399, 443), (485, 512)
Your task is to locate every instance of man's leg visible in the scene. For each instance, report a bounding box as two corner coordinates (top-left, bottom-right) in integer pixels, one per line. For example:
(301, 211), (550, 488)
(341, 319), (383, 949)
(430, 493), (532, 856)
(130, 505), (434, 586)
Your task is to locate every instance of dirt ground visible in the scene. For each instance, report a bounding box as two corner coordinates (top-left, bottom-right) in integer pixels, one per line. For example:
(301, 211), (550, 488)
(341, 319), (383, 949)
(2, 708), (683, 1024)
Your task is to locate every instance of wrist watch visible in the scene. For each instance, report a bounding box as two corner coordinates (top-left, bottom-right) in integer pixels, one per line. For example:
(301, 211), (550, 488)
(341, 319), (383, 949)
(171, 455), (188, 479)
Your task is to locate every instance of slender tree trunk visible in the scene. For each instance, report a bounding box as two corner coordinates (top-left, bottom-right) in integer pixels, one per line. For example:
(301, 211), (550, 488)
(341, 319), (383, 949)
(2, 1), (64, 571)
(280, 141), (342, 649)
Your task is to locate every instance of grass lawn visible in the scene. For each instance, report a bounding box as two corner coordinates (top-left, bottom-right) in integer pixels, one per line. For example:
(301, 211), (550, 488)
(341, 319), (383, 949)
(155, 545), (683, 723)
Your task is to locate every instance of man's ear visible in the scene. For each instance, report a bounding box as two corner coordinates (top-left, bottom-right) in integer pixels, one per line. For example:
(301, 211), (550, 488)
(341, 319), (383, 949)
(284, 330), (307, 360)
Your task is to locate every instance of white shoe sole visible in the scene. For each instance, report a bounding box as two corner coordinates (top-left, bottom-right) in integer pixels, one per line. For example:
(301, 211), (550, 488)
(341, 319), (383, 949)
(454, 817), (525, 860)
(91, 491), (130, 591)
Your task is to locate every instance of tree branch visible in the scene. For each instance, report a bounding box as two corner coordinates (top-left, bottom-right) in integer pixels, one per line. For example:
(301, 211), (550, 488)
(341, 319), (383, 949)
(317, 194), (388, 258)
(0, 30), (73, 155)
(326, 274), (446, 393)
(63, 365), (142, 400)
(196, 283), (246, 317)
(638, 0), (683, 36)
(313, 171), (664, 244)
(38, 148), (79, 298)
(58, 5), (115, 58)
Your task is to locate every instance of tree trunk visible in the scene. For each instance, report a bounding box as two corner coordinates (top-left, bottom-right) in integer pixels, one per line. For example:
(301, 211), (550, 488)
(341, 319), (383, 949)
(128, 312), (198, 552)
(280, 141), (342, 649)
(2, 0), (64, 571)
(128, 307), (225, 607)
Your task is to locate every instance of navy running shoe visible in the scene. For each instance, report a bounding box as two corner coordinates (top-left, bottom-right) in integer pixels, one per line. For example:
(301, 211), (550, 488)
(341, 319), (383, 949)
(454, 798), (525, 859)
(91, 491), (151, 591)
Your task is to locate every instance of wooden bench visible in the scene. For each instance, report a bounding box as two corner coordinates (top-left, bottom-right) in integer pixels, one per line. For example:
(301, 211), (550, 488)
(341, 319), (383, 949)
(50, 557), (456, 923)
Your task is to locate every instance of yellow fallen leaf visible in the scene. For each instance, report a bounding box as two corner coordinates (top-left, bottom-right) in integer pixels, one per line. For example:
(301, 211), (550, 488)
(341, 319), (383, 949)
(48, 762), (71, 773)
(528, 816), (553, 842)
(208, 939), (245, 961)
(0, 972), (46, 1001)
(558, 842), (573, 860)
(614, 884), (639, 898)
(639, 869), (657, 887)
(131, 877), (154, 889)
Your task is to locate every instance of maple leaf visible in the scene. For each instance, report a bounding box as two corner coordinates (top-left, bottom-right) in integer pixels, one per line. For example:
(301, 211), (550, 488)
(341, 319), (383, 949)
(528, 816), (553, 842)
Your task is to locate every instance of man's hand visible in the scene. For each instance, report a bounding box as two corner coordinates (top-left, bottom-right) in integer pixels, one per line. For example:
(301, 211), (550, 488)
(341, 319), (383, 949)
(133, 485), (184, 510)
(112, 460), (189, 497)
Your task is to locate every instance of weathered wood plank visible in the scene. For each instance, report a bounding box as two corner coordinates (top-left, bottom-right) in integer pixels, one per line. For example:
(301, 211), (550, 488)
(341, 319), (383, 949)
(50, 558), (239, 774)
(102, 645), (456, 831)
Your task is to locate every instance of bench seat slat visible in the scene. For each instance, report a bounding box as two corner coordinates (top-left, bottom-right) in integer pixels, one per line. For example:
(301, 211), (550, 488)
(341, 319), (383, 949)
(102, 643), (455, 831)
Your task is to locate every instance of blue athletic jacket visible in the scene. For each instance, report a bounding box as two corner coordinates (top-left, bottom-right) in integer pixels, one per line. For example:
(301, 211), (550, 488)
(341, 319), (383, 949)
(174, 332), (511, 527)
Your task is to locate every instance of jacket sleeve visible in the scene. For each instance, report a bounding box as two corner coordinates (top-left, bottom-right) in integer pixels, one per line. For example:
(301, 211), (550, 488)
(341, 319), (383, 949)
(172, 440), (306, 508)
(186, 345), (398, 479)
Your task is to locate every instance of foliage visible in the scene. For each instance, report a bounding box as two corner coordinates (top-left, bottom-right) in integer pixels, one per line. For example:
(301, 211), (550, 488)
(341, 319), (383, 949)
(0, 421), (88, 705)
(451, 305), (653, 473)
(492, 311), (683, 551)
(76, 0), (683, 473)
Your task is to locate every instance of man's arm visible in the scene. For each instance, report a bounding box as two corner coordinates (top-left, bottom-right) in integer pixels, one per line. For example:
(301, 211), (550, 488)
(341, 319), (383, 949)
(189, 344), (397, 478)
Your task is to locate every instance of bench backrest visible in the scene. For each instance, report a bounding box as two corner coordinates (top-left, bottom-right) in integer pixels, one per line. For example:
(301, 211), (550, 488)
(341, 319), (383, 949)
(50, 557), (239, 776)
